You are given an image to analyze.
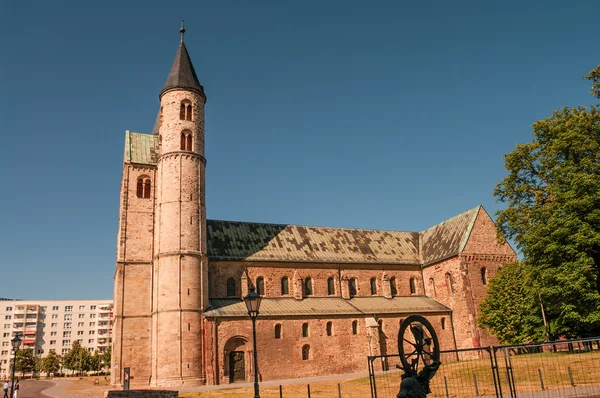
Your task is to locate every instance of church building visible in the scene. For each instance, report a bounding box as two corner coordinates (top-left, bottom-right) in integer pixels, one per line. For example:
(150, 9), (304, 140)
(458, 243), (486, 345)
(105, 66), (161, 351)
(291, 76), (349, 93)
(112, 27), (516, 387)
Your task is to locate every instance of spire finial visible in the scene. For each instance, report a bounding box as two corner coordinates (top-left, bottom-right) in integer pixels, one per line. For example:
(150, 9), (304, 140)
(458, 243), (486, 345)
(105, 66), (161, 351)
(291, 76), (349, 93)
(180, 20), (186, 43)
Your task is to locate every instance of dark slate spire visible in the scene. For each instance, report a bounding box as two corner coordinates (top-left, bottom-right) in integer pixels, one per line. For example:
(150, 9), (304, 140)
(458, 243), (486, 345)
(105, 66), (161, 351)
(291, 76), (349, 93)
(160, 21), (205, 99)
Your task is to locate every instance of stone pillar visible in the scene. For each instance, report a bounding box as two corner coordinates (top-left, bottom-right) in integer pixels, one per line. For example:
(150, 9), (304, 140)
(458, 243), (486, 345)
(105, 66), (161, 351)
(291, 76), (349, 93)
(341, 276), (350, 299)
(382, 274), (392, 299)
(293, 270), (303, 300)
(241, 273), (249, 298)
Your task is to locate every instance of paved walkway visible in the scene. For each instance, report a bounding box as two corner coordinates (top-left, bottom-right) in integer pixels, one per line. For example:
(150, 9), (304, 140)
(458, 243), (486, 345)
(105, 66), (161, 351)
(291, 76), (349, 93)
(35, 380), (82, 398)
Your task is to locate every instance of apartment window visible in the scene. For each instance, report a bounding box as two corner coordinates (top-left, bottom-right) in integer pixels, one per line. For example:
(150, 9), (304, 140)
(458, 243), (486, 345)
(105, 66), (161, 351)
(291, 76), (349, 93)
(78, 322), (84, 327)
(256, 277), (265, 296)
(1, 342), (8, 347)
(77, 339), (83, 344)
(327, 277), (335, 295)
(65, 306), (73, 312)
(304, 278), (313, 296)
(89, 322), (95, 327)
(226, 278), (236, 297)
(37, 349), (44, 355)
(41, 306), (47, 311)
(63, 331), (71, 337)
(90, 305), (96, 310)
(89, 331), (95, 335)
(2, 333), (8, 338)
(274, 324), (281, 339)
(62, 348), (69, 355)
(78, 314), (85, 319)
(390, 277), (397, 296)
(64, 314), (72, 320)
(77, 331), (84, 335)
(5, 307), (11, 312)
(88, 339), (94, 344)
(281, 277), (289, 295)
(62, 340), (71, 347)
(1, 351), (7, 356)
(64, 323), (71, 329)
(352, 320), (358, 335)
(50, 332), (56, 336)
(90, 314), (96, 319)
(88, 348), (94, 353)
(52, 306), (59, 311)
(326, 322), (333, 336)
(4, 316), (10, 320)
(302, 323), (309, 337)
(3, 325), (10, 329)
(51, 323), (57, 328)
(302, 345), (310, 360)
(349, 278), (357, 297)
(52, 314), (58, 319)
(409, 278), (416, 294)
(370, 278), (377, 295)
(41, 315), (46, 320)
(79, 305), (85, 310)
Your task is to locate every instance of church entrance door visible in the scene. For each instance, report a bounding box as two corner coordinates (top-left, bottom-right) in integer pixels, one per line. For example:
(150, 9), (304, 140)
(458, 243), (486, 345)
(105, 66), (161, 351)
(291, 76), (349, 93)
(229, 351), (245, 383)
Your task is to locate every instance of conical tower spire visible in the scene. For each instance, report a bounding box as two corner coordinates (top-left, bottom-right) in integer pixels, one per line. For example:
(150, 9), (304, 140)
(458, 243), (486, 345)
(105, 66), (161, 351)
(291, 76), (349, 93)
(160, 21), (205, 99)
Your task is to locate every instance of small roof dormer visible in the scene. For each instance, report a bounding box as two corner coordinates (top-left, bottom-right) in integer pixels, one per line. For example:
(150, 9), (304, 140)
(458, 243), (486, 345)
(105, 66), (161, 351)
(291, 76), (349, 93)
(159, 21), (206, 100)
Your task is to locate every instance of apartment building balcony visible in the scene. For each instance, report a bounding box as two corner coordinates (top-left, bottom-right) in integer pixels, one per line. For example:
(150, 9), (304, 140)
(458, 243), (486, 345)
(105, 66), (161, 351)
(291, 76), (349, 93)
(23, 330), (36, 337)
(12, 323), (24, 330)
(14, 308), (26, 314)
(23, 339), (36, 346)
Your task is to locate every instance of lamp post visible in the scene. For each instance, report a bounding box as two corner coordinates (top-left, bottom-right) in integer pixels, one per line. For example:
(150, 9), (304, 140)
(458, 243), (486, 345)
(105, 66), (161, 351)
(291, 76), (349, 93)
(244, 286), (262, 398)
(10, 334), (22, 398)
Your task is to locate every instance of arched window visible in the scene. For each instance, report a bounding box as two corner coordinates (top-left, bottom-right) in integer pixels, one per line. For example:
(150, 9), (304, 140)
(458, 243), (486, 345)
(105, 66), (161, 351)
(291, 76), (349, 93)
(352, 320), (358, 335)
(326, 322), (332, 336)
(441, 317), (446, 330)
(186, 134), (192, 151)
(481, 268), (488, 285)
(180, 103), (186, 120)
(226, 278), (236, 297)
(256, 277), (265, 296)
(302, 323), (309, 337)
(445, 273), (454, 295)
(136, 177), (151, 199)
(180, 131), (193, 151)
(281, 277), (289, 295)
(409, 277), (416, 294)
(302, 344), (310, 360)
(327, 277), (335, 295)
(274, 324), (282, 339)
(349, 278), (357, 297)
(429, 278), (436, 298)
(180, 132), (186, 150)
(304, 278), (313, 296)
(186, 104), (193, 121)
(390, 277), (397, 296)
(370, 278), (377, 295)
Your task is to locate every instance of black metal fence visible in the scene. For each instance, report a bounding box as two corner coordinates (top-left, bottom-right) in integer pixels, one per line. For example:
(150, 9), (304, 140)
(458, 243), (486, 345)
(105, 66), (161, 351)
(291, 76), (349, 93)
(368, 337), (600, 398)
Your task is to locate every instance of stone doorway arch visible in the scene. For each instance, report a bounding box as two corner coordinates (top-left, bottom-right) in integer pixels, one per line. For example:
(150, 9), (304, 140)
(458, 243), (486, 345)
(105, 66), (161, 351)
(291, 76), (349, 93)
(223, 336), (250, 383)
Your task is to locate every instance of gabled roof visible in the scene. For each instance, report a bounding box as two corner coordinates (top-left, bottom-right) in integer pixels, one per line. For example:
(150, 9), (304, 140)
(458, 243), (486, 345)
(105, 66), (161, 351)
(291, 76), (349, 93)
(160, 41), (205, 98)
(207, 220), (420, 264)
(124, 131), (159, 165)
(420, 206), (480, 265)
(204, 296), (450, 318)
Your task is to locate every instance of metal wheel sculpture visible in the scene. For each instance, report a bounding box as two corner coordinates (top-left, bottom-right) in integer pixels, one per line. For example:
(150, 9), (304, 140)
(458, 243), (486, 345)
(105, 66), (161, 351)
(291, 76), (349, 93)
(397, 315), (440, 378)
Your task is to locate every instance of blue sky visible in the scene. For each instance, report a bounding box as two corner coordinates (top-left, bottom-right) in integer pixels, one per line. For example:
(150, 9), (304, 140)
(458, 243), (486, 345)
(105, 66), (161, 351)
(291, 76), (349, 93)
(0, 1), (598, 299)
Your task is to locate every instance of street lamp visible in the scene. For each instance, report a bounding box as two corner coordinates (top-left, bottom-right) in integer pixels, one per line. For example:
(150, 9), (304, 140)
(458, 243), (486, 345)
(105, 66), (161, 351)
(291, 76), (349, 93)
(10, 334), (22, 398)
(244, 286), (262, 398)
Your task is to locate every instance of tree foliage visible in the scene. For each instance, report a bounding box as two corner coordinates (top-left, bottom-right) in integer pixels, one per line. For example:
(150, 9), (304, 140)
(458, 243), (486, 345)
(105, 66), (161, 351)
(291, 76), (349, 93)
(40, 350), (62, 375)
(89, 351), (102, 373)
(492, 65), (600, 340)
(478, 262), (545, 344)
(584, 65), (600, 99)
(101, 346), (111, 369)
(14, 349), (38, 376)
(62, 341), (91, 374)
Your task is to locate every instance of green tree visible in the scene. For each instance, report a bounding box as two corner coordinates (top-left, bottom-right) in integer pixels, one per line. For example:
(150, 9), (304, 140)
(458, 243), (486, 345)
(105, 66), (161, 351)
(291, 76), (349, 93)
(14, 349), (37, 376)
(493, 64), (600, 339)
(89, 351), (102, 374)
(477, 262), (546, 344)
(101, 346), (111, 370)
(40, 350), (62, 376)
(62, 341), (91, 375)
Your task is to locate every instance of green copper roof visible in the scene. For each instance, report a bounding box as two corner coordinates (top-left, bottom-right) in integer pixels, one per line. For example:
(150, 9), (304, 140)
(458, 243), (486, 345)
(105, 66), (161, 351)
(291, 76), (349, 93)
(124, 131), (159, 165)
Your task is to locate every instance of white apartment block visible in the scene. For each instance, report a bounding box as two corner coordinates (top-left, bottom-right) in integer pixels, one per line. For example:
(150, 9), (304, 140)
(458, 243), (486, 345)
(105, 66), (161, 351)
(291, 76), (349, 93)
(0, 299), (113, 375)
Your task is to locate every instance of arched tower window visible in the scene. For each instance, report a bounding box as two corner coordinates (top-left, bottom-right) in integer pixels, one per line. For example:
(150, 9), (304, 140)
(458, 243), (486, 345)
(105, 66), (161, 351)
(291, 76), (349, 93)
(180, 100), (193, 121)
(429, 278), (436, 298)
(441, 317), (446, 330)
(327, 277), (335, 295)
(445, 273), (454, 295)
(302, 323), (309, 337)
(180, 130), (193, 151)
(226, 278), (236, 297)
(274, 324), (282, 339)
(349, 278), (357, 298)
(370, 278), (377, 295)
(136, 177), (151, 199)
(180, 103), (186, 120)
(409, 277), (416, 294)
(390, 277), (397, 296)
(304, 278), (313, 296)
(281, 277), (289, 295)
(326, 321), (333, 336)
(481, 267), (488, 285)
(256, 277), (265, 296)
(352, 320), (358, 335)
(186, 104), (192, 121)
(302, 344), (310, 360)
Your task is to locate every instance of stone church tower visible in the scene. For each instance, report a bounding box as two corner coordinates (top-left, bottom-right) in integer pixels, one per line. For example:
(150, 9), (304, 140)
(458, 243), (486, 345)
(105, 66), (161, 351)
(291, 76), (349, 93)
(112, 25), (208, 386)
